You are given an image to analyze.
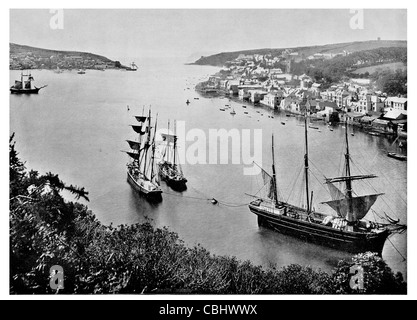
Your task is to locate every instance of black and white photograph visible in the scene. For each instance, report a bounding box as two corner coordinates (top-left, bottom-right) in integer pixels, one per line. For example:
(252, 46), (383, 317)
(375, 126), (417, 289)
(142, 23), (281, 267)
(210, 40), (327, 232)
(4, 4), (413, 302)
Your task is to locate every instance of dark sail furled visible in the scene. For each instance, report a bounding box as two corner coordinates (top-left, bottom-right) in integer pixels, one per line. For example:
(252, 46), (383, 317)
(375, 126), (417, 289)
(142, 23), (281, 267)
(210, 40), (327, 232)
(126, 140), (141, 150)
(161, 133), (177, 143)
(131, 125), (148, 135)
(135, 116), (147, 123)
(325, 174), (377, 184)
(323, 193), (382, 221)
(125, 151), (140, 161)
(14, 81), (23, 89)
(24, 81), (31, 89)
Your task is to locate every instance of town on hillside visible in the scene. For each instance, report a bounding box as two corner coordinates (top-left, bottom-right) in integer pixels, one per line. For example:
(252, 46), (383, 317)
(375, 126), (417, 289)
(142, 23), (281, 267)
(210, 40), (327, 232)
(197, 47), (407, 142)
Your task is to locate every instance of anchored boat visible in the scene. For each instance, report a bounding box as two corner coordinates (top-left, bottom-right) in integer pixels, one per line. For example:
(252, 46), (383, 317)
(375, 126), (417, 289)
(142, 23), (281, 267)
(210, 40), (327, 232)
(248, 116), (405, 254)
(124, 109), (162, 201)
(158, 121), (187, 191)
(10, 72), (46, 94)
(125, 62), (138, 71)
(387, 152), (407, 161)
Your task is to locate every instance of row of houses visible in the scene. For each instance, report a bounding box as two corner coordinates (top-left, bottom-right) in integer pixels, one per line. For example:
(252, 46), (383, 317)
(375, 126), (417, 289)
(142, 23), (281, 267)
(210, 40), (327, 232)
(209, 74), (407, 114)
(205, 59), (407, 136)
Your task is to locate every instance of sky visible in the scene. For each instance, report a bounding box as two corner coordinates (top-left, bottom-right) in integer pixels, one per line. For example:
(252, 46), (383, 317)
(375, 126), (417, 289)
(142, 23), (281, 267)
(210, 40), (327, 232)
(9, 9), (407, 62)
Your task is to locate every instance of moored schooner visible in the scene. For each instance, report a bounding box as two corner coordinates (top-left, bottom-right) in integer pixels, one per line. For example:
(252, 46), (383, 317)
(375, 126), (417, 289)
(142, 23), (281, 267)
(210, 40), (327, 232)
(10, 71), (47, 94)
(248, 116), (405, 254)
(124, 109), (162, 201)
(158, 120), (188, 191)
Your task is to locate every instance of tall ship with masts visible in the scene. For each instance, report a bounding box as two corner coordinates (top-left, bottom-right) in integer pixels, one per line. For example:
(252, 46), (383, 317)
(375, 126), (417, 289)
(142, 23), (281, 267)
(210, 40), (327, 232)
(158, 120), (188, 191)
(124, 109), (162, 201)
(10, 71), (47, 94)
(248, 115), (405, 254)
(126, 62), (138, 71)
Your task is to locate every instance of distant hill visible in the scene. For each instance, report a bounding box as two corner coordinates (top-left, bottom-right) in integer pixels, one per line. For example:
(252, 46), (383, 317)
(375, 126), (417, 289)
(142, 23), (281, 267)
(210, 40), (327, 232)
(10, 43), (114, 62)
(192, 40), (407, 66)
(9, 43), (124, 70)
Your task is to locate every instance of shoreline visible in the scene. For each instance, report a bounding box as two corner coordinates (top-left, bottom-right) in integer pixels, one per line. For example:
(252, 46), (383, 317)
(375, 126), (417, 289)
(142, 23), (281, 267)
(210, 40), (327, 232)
(195, 81), (407, 146)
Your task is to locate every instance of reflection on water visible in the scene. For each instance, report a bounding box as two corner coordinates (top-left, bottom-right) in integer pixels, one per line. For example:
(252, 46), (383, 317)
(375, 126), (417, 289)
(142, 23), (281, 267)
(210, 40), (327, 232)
(9, 58), (407, 278)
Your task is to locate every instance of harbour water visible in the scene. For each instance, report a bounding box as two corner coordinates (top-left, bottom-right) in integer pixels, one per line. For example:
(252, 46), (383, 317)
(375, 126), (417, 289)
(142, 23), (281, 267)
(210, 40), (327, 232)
(9, 57), (407, 278)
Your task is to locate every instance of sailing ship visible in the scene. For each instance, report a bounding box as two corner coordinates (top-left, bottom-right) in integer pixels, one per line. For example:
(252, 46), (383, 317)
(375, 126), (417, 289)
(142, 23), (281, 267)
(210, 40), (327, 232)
(77, 69), (86, 74)
(248, 115), (405, 254)
(10, 72), (46, 94)
(124, 109), (162, 201)
(126, 62), (138, 71)
(158, 121), (187, 191)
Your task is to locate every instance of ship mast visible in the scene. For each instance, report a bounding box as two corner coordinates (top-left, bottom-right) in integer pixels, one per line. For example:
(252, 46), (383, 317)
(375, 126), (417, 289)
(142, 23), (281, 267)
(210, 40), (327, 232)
(150, 115), (158, 182)
(136, 113), (144, 167)
(304, 112), (311, 214)
(271, 134), (279, 207)
(344, 121), (354, 222)
(167, 120), (170, 163)
(323, 123), (381, 223)
(173, 120), (177, 167)
(142, 109), (152, 178)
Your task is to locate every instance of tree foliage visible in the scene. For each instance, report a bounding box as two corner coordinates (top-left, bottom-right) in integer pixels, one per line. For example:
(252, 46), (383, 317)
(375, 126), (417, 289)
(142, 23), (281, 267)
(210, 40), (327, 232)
(298, 47), (407, 92)
(371, 69), (407, 96)
(332, 252), (406, 294)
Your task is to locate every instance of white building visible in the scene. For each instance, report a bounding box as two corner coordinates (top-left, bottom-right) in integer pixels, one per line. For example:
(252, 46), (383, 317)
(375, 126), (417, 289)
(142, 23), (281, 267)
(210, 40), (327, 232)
(262, 92), (283, 109)
(385, 97), (407, 111)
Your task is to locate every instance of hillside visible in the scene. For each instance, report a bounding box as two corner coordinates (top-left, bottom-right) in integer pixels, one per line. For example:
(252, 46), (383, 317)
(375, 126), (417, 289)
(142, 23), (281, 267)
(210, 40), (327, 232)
(295, 46), (407, 91)
(10, 43), (124, 70)
(352, 62), (406, 74)
(192, 40), (407, 66)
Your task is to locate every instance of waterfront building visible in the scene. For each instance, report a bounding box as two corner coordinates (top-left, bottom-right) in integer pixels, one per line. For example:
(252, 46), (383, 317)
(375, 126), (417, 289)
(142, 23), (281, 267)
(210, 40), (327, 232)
(385, 97), (407, 111)
(345, 112), (365, 125)
(262, 92), (284, 109)
(226, 80), (240, 95)
(369, 94), (386, 113)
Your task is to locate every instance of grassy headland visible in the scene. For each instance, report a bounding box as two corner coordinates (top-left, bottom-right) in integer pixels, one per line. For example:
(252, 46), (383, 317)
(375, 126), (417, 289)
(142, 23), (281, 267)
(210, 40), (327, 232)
(10, 43), (126, 70)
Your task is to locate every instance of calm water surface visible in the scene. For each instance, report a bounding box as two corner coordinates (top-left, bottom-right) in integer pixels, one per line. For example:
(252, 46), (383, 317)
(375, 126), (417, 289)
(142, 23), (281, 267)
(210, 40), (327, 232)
(10, 57), (407, 278)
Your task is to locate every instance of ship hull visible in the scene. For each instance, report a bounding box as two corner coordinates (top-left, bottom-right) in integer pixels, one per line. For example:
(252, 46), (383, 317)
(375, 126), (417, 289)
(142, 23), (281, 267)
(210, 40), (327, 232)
(10, 87), (40, 94)
(158, 163), (187, 191)
(127, 171), (162, 202)
(387, 152), (407, 161)
(249, 204), (389, 254)
(160, 174), (187, 191)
